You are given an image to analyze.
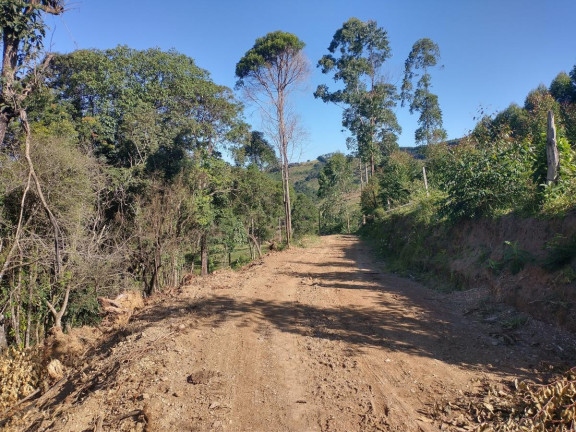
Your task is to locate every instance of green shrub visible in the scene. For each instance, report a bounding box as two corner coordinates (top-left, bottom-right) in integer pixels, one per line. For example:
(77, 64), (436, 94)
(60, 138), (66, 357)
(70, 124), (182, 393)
(544, 234), (576, 270)
(436, 140), (534, 221)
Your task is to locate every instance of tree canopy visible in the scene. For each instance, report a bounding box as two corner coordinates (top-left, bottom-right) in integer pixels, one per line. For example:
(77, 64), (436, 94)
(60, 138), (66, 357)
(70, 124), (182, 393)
(236, 31), (309, 247)
(401, 38), (447, 145)
(315, 17), (400, 175)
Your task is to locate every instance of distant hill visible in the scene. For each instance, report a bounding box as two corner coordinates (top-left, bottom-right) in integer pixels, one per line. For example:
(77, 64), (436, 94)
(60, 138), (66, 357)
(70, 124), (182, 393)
(399, 139), (462, 159)
(269, 158), (326, 200)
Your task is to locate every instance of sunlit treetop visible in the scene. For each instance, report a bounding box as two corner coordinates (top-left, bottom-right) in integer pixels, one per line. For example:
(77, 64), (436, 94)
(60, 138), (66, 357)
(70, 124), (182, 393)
(235, 31), (305, 85)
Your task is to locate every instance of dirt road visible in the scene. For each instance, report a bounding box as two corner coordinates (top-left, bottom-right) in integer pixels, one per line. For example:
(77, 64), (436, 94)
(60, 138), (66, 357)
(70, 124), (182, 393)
(9, 235), (575, 431)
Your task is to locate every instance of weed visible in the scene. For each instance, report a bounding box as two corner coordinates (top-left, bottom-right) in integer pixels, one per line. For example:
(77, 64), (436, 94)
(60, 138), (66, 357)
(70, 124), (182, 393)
(486, 258), (504, 274)
(502, 240), (533, 274)
(476, 247), (492, 264)
(544, 234), (576, 270)
(501, 315), (528, 330)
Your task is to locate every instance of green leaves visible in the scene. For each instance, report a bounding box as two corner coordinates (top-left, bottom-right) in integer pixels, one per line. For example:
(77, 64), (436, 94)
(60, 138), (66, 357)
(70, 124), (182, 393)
(316, 18), (399, 170)
(437, 140), (534, 220)
(235, 31), (305, 82)
(401, 38), (446, 145)
(50, 47), (245, 175)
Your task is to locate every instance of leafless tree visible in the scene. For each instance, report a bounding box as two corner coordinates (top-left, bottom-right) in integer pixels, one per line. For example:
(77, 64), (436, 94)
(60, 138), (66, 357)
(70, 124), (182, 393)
(236, 32), (309, 247)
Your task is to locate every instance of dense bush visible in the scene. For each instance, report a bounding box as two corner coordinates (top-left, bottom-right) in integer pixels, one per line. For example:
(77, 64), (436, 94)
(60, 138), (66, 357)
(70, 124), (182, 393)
(436, 140), (535, 220)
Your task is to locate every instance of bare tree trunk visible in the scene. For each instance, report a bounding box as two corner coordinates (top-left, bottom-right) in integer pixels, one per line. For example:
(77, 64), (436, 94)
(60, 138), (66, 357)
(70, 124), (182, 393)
(25, 262), (34, 348)
(21, 110), (63, 276)
(0, 34), (19, 147)
(547, 110), (559, 184)
(0, 172), (32, 283)
(278, 217), (282, 243)
(0, 114), (10, 146)
(346, 208), (351, 234)
(200, 233), (208, 276)
(45, 285), (71, 330)
(247, 236), (254, 260)
(0, 313), (7, 352)
(12, 247), (24, 346)
(280, 144), (292, 247)
(147, 246), (161, 296)
(248, 234), (262, 258)
(423, 166), (429, 197)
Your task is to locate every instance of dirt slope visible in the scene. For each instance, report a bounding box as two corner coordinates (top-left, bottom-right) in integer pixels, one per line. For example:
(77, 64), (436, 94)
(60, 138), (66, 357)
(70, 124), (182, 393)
(4, 235), (575, 431)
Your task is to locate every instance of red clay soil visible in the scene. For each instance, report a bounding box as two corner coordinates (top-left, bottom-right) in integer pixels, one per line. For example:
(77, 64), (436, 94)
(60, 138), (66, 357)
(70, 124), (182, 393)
(3, 235), (575, 431)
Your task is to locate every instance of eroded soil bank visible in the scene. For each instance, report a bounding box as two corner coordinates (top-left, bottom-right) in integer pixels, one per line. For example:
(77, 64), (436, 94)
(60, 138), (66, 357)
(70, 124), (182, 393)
(3, 235), (575, 431)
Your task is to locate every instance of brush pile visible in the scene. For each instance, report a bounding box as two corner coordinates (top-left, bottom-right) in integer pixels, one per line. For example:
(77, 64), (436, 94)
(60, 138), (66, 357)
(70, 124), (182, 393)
(0, 347), (45, 413)
(431, 368), (576, 431)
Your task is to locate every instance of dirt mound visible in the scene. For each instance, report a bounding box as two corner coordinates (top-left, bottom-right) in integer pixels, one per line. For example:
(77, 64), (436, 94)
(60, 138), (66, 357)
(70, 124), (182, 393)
(43, 326), (102, 367)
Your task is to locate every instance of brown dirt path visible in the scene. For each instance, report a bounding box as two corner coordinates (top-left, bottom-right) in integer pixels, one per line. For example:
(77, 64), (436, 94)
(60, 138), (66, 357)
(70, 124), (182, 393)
(6, 235), (575, 431)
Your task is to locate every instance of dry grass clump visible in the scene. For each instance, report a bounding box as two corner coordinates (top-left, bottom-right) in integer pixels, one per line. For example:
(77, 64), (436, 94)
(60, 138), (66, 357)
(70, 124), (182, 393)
(0, 347), (45, 413)
(431, 368), (576, 431)
(485, 367), (576, 432)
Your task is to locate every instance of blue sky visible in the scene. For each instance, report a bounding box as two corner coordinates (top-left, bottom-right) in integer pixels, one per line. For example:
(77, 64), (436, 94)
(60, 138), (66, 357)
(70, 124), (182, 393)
(46, 0), (576, 162)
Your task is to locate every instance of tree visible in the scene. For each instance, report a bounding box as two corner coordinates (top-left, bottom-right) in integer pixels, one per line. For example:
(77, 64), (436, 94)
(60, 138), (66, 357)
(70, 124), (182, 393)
(0, 2), (68, 345)
(318, 153), (355, 233)
(401, 38), (447, 145)
(292, 193), (317, 236)
(49, 47), (246, 171)
(550, 70), (576, 146)
(550, 72), (574, 104)
(378, 150), (421, 209)
(231, 164), (282, 257)
(235, 31), (309, 248)
(233, 130), (278, 171)
(315, 18), (401, 176)
(0, 0), (64, 145)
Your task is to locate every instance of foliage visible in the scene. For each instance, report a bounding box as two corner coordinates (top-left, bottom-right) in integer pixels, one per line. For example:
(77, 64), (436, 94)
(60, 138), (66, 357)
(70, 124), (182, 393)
(231, 163), (283, 253)
(360, 177), (381, 217)
(315, 18), (400, 173)
(436, 140), (534, 221)
(540, 137), (576, 214)
(235, 31), (305, 84)
(401, 38), (447, 145)
(49, 46), (246, 171)
(501, 241), (533, 275)
(378, 150), (422, 208)
(318, 153), (357, 233)
(233, 131), (278, 171)
(550, 72), (574, 104)
(544, 234), (576, 271)
(236, 31), (309, 247)
(292, 193), (317, 236)
(1, 41), (287, 351)
(0, 0), (65, 144)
